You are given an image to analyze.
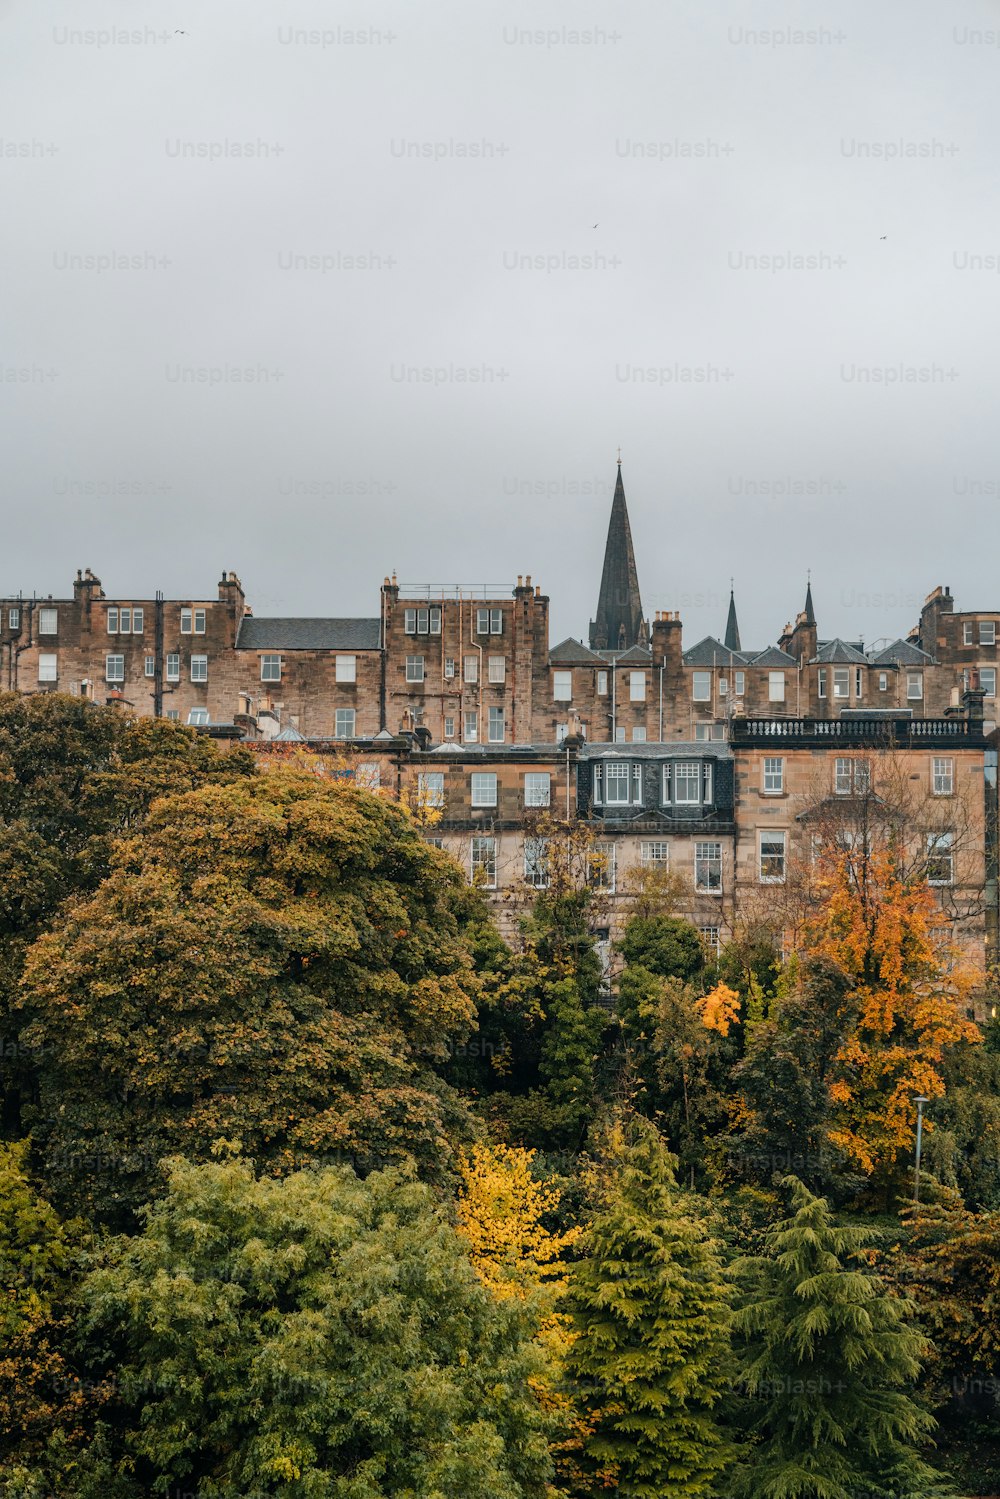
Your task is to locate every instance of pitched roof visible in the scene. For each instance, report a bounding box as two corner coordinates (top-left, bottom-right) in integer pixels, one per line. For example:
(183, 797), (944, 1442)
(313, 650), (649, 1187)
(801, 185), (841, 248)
(683, 636), (749, 667)
(589, 463), (646, 651)
(812, 637), (869, 665)
(549, 637), (604, 666)
(237, 617), (381, 650)
(609, 643), (653, 664)
(746, 645), (798, 667)
(868, 638), (934, 666)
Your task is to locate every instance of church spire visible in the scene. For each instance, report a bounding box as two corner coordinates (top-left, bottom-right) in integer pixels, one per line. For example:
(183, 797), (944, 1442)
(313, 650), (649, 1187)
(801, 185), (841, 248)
(803, 573), (815, 625)
(589, 461), (646, 651)
(724, 582), (741, 653)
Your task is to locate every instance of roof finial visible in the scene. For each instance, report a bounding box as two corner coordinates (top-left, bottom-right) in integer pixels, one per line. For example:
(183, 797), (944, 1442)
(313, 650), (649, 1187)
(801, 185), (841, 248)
(617, 445), (622, 466)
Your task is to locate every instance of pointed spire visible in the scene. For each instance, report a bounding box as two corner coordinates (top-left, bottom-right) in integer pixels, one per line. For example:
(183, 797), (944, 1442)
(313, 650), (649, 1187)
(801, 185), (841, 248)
(803, 572), (815, 625)
(589, 461), (646, 652)
(724, 583), (741, 653)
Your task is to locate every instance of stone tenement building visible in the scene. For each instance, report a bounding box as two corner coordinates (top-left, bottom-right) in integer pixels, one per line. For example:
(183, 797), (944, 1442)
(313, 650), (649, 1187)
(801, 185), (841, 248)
(3, 463), (997, 973)
(2, 462), (996, 739)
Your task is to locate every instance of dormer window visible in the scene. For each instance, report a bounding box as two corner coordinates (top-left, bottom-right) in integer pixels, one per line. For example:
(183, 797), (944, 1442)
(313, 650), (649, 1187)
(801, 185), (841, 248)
(592, 760), (641, 806)
(662, 759), (714, 807)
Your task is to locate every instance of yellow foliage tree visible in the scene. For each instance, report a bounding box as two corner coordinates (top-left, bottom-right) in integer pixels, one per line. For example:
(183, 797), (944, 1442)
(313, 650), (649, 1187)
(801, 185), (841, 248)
(456, 1143), (597, 1494)
(806, 846), (981, 1179)
(696, 982), (742, 1037)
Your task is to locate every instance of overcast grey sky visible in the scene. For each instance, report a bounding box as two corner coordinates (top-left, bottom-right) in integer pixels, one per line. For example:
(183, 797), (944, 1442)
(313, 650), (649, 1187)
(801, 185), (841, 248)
(3, 0), (998, 650)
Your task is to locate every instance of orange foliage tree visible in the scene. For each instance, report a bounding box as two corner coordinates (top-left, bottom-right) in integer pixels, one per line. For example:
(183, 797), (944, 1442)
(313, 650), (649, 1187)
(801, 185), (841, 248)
(806, 845), (981, 1180)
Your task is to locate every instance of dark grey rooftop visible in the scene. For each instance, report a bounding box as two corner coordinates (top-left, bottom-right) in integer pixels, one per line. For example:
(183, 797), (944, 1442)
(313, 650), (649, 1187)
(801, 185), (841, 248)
(812, 638), (870, 665)
(868, 638), (934, 666)
(683, 636), (749, 667)
(237, 617), (381, 650)
(747, 645), (798, 667)
(549, 637), (604, 666)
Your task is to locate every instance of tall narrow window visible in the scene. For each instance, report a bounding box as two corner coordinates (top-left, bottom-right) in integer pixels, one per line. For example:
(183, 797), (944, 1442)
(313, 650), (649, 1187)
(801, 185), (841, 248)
(471, 836), (496, 888)
(759, 830), (787, 883)
(488, 656), (506, 683)
(261, 655), (282, 682)
(768, 671), (785, 703)
(553, 670), (572, 701)
(336, 655), (356, 683)
(105, 654), (125, 683)
(695, 841), (722, 892)
(470, 772), (497, 808)
(488, 706), (505, 742)
(763, 757), (784, 794)
(190, 655), (208, 683)
(524, 772), (550, 807)
(464, 655), (478, 683)
(38, 654), (57, 683)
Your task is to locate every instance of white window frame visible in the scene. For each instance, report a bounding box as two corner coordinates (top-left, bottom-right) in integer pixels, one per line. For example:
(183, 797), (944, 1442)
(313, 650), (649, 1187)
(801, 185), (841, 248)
(463, 710), (478, 742)
(444, 657), (456, 679)
(817, 667), (827, 699)
(260, 654), (282, 682)
(335, 708), (356, 739)
(187, 707), (210, 726)
(673, 762), (701, 804)
(762, 757), (784, 795)
(834, 757), (852, 796)
(336, 655), (356, 683)
(488, 655), (506, 684)
(429, 607), (442, 635)
(907, 672), (923, 700)
(632, 726), (647, 742)
(629, 671), (646, 702)
(768, 671), (786, 703)
(107, 607), (119, 633)
(981, 621), (996, 646)
(470, 772), (498, 808)
(417, 771), (445, 809)
(190, 655), (208, 683)
(589, 841), (616, 891)
(37, 653), (57, 683)
(8, 607), (20, 629)
(523, 836), (549, 888)
(759, 830), (787, 884)
(597, 669), (608, 696)
(833, 668), (850, 699)
(132, 607), (144, 634)
(878, 672), (888, 692)
(964, 623), (975, 645)
(105, 653), (125, 683)
(695, 841), (722, 893)
(471, 836), (497, 888)
(444, 715), (455, 738)
(488, 706), (505, 743)
(553, 670), (572, 701)
(602, 761), (633, 806)
(405, 655), (425, 683)
(734, 670), (745, 696)
(524, 772), (550, 807)
(38, 608), (58, 635)
(404, 608), (417, 634)
(932, 757), (954, 796)
(166, 653), (180, 682)
(464, 655), (479, 684)
(144, 655), (155, 678)
(119, 608), (132, 634)
(926, 831), (954, 887)
(193, 609), (206, 634)
(640, 841), (670, 866)
(979, 667), (997, 698)
(692, 671), (711, 702)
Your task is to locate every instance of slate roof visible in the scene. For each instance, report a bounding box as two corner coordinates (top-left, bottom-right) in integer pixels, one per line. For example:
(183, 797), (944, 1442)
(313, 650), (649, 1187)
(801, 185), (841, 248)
(589, 463), (646, 650)
(868, 638), (934, 666)
(746, 645), (798, 667)
(812, 638), (870, 665)
(237, 617), (381, 650)
(549, 637), (604, 666)
(683, 636), (749, 667)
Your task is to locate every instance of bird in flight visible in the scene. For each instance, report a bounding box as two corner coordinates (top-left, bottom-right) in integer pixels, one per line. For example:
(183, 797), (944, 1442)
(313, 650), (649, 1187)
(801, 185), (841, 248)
(593, 223), (598, 228)
(880, 235), (887, 240)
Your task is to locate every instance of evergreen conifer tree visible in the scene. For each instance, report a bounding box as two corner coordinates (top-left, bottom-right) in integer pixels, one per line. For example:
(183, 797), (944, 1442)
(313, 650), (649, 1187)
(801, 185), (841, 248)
(567, 1116), (732, 1497)
(732, 1175), (950, 1498)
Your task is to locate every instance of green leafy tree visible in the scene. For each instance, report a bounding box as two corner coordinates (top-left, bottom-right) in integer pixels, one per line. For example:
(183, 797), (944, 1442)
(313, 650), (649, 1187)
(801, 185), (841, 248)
(567, 1116), (733, 1497)
(0, 695), (253, 1133)
(618, 916), (705, 985)
(726, 959), (858, 1199)
(731, 1176), (948, 1499)
(23, 1153), (553, 1498)
(17, 771), (483, 1225)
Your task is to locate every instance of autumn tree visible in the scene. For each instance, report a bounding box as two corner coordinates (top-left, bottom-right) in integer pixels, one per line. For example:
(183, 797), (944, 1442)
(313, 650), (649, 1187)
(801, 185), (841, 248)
(0, 694), (253, 1134)
(456, 1142), (591, 1492)
(731, 1176), (946, 1499)
(567, 1116), (733, 1497)
(804, 842), (981, 1189)
(26, 1153), (554, 1498)
(16, 770), (484, 1225)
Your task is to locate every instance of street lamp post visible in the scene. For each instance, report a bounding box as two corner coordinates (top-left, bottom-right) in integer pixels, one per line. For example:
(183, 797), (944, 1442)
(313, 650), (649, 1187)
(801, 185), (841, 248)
(913, 1096), (930, 1203)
